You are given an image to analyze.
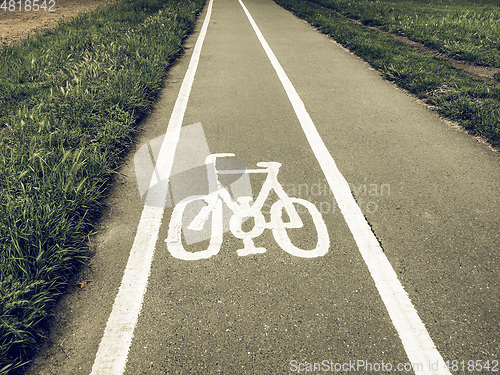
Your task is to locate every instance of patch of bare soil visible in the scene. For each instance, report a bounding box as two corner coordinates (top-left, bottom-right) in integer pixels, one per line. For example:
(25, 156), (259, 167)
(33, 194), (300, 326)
(0, 0), (120, 46)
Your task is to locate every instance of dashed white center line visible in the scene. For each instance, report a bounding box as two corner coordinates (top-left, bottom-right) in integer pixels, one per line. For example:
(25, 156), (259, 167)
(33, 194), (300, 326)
(237, 0), (450, 374)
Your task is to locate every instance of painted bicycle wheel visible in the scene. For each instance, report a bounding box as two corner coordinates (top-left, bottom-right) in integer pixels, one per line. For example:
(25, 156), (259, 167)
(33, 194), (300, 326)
(165, 195), (223, 260)
(271, 197), (329, 258)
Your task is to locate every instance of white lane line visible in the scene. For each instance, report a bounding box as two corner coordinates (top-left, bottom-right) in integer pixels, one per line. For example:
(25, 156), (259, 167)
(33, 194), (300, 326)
(90, 1), (214, 373)
(237, 1), (450, 374)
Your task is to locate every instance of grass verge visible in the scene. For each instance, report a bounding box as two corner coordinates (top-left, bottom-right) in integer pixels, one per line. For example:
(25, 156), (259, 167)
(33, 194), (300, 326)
(273, 0), (500, 150)
(0, 0), (205, 372)
(306, 0), (500, 68)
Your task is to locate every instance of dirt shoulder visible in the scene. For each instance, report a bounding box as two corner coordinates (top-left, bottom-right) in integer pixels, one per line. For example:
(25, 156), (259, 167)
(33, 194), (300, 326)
(0, 0), (120, 46)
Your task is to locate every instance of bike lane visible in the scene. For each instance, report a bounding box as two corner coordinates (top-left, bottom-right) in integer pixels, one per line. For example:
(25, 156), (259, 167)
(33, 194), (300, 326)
(122, 0), (447, 373)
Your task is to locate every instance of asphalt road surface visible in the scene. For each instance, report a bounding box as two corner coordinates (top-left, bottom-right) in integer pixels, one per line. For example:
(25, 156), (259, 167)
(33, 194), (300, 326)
(28, 0), (499, 374)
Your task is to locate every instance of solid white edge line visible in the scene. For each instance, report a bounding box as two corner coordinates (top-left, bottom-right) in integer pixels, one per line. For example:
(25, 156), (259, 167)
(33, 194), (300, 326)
(90, 1), (214, 373)
(237, 1), (451, 374)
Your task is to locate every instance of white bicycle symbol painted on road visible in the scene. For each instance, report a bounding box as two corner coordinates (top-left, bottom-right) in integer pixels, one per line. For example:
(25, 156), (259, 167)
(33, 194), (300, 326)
(165, 153), (330, 260)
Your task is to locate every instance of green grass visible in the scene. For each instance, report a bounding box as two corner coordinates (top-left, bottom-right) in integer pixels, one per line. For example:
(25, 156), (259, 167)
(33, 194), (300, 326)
(0, 0), (205, 372)
(273, 0), (500, 150)
(306, 0), (500, 67)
